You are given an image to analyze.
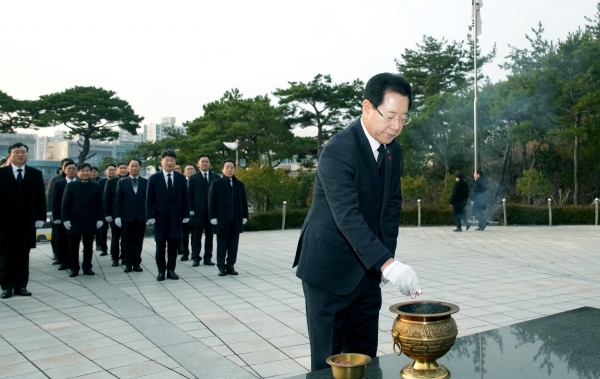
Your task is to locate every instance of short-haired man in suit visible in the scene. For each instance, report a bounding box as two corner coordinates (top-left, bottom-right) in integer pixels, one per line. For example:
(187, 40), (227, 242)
(209, 159), (248, 277)
(0, 143), (46, 299)
(46, 158), (75, 264)
(188, 154), (218, 267)
(450, 171), (470, 232)
(179, 163), (197, 262)
(62, 163), (104, 277)
(293, 73), (423, 371)
(96, 164), (116, 256)
(146, 150), (190, 281)
(103, 162), (129, 266)
(51, 161), (78, 271)
(115, 159), (147, 273)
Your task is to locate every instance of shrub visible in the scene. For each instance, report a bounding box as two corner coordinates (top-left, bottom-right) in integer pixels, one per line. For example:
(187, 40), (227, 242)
(504, 204), (595, 225)
(400, 204), (454, 226)
(401, 175), (429, 204)
(245, 209), (309, 231)
(516, 169), (551, 204)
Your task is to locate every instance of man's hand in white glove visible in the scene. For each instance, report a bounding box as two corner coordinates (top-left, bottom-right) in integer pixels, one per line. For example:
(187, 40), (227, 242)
(183, 218), (189, 223)
(381, 260), (422, 298)
(147, 218), (155, 225)
(115, 218), (122, 227)
(105, 216), (113, 223)
(35, 221), (44, 228)
(190, 211), (195, 216)
(96, 221), (103, 229)
(46, 211), (52, 217)
(210, 219), (218, 225)
(242, 218), (247, 225)
(64, 221), (72, 230)
(53, 219), (61, 224)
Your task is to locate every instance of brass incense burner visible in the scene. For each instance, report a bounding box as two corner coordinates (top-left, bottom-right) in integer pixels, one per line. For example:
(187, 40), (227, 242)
(390, 301), (460, 379)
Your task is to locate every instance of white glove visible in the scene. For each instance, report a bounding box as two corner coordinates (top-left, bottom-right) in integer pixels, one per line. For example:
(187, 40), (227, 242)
(190, 211), (195, 216)
(381, 261), (423, 298)
(64, 221), (72, 230)
(53, 219), (61, 224)
(147, 218), (155, 225)
(46, 211), (52, 217)
(242, 218), (247, 225)
(35, 221), (44, 228)
(105, 216), (113, 223)
(183, 218), (189, 223)
(115, 218), (122, 227)
(210, 219), (218, 225)
(96, 221), (103, 229)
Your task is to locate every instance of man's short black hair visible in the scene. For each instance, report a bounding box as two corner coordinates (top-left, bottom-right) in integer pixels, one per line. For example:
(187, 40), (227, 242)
(475, 169), (484, 178)
(8, 142), (28, 154)
(61, 158), (73, 166)
(185, 163), (197, 170)
(117, 162), (128, 168)
(128, 159), (142, 166)
(455, 171), (463, 180)
(221, 159), (236, 168)
(78, 163), (92, 171)
(55, 167), (62, 174)
(91, 166), (99, 172)
(105, 163), (116, 170)
(364, 73), (413, 110)
(197, 154), (210, 162)
(64, 161), (77, 169)
(0, 158), (8, 166)
(161, 150), (177, 159)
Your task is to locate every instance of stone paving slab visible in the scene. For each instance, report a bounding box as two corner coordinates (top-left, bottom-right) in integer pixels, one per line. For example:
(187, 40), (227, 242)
(0, 225), (599, 378)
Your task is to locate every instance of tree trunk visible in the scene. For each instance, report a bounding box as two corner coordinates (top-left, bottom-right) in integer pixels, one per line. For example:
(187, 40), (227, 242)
(316, 125), (323, 161)
(495, 142), (511, 200)
(521, 143), (527, 172)
(77, 136), (91, 165)
(574, 133), (579, 206)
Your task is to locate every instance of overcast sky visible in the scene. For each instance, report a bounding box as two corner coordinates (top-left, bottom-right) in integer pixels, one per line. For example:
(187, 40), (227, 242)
(2, 0), (598, 136)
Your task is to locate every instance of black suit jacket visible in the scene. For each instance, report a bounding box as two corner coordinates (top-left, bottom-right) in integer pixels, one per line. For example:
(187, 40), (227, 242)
(145, 171), (189, 241)
(51, 178), (75, 221)
(46, 173), (66, 212)
(103, 176), (127, 218)
(450, 178), (469, 216)
(97, 177), (108, 194)
(188, 171), (218, 227)
(62, 180), (104, 235)
(115, 177), (148, 223)
(208, 176), (249, 234)
(0, 165), (46, 250)
(293, 118), (403, 295)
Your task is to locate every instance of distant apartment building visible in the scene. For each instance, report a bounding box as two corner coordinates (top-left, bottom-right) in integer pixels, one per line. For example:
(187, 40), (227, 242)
(144, 117), (186, 142)
(0, 133), (37, 158)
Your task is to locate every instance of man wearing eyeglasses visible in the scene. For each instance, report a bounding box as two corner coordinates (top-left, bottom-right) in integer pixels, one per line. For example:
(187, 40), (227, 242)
(293, 73), (422, 371)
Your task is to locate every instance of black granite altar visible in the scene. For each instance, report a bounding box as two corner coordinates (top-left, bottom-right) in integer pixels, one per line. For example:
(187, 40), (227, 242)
(287, 307), (600, 379)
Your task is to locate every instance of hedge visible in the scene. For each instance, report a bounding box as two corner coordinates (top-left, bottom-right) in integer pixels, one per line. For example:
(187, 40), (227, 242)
(400, 204), (454, 226)
(245, 209), (309, 231)
(504, 204), (596, 225)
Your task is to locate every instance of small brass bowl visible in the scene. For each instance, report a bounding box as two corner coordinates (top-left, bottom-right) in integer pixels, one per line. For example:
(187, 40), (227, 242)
(326, 353), (372, 379)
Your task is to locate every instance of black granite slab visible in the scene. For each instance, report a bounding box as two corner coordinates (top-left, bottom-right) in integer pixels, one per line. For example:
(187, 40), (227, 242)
(288, 307), (600, 379)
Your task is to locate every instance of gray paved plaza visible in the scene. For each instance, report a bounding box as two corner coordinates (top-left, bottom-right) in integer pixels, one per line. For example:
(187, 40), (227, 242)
(1, 225), (600, 379)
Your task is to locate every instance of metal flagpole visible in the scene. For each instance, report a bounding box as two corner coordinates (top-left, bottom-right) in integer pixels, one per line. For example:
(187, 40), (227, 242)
(473, 0), (478, 173)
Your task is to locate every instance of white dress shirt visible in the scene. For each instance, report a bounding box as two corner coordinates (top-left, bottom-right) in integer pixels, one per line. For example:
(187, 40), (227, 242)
(11, 164), (25, 179)
(162, 170), (174, 186)
(360, 119), (385, 162)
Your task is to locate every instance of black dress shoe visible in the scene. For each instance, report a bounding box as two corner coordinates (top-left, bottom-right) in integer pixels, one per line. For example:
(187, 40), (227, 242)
(99, 251), (108, 256)
(14, 288), (31, 296)
(167, 271), (179, 280)
(227, 269), (238, 276)
(133, 265), (143, 272)
(124, 265), (132, 273)
(157, 273), (165, 281)
(58, 264), (69, 271)
(466, 222), (471, 231)
(204, 260), (215, 266)
(95, 245), (102, 251)
(218, 268), (227, 276)
(52, 259), (61, 265)
(112, 260), (120, 267)
(83, 269), (95, 276)
(1, 290), (12, 299)
(453, 228), (462, 232)
(69, 269), (79, 277)
(180, 254), (189, 262)
(481, 221), (489, 231)
(192, 260), (200, 267)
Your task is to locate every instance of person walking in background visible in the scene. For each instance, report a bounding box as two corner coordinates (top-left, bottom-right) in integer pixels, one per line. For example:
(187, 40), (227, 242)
(450, 171), (470, 232)
(46, 158), (74, 265)
(115, 159), (147, 273)
(146, 150), (190, 281)
(51, 161), (78, 271)
(473, 169), (489, 231)
(103, 162), (129, 266)
(96, 164), (116, 256)
(0, 143), (46, 299)
(179, 163), (197, 262)
(61, 163), (104, 277)
(209, 159), (248, 277)
(189, 154), (218, 267)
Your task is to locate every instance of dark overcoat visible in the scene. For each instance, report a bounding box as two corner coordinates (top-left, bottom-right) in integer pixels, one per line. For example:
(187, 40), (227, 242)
(208, 176), (249, 234)
(473, 177), (486, 213)
(51, 178), (71, 221)
(0, 165), (46, 250)
(61, 180), (104, 235)
(187, 171), (218, 227)
(145, 171), (189, 241)
(103, 176), (124, 218)
(292, 118), (403, 296)
(450, 179), (469, 217)
(46, 173), (66, 213)
(115, 177), (148, 223)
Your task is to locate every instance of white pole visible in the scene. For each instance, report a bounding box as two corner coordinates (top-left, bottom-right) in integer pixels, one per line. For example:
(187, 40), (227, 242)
(473, 0), (478, 173)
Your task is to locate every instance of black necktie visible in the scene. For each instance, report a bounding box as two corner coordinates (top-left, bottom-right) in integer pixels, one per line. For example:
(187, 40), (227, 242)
(167, 174), (173, 197)
(204, 173), (208, 183)
(16, 168), (23, 186)
(376, 144), (385, 171)
(132, 178), (137, 184)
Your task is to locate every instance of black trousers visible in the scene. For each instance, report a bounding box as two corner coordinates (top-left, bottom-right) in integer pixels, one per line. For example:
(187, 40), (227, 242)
(191, 222), (213, 261)
(216, 226), (239, 271)
(68, 233), (94, 272)
(473, 203), (486, 228)
(55, 223), (69, 264)
(109, 221), (122, 260)
(155, 239), (178, 274)
(303, 274), (381, 371)
(180, 223), (191, 256)
(0, 248), (30, 291)
(96, 221), (108, 252)
(51, 223), (58, 258)
(122, 220), (145, 266)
